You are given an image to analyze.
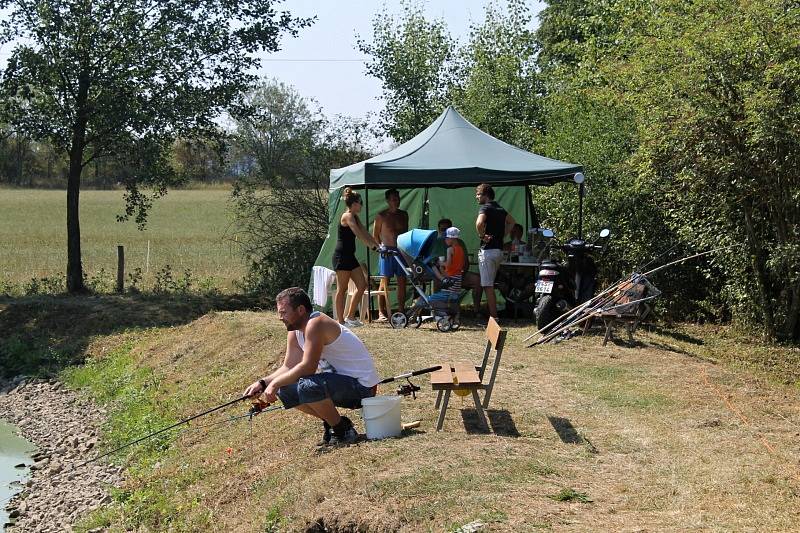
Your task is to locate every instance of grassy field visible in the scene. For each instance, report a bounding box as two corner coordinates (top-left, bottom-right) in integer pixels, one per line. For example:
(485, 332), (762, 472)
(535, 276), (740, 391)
(3, 293), (796, 532)
(0, 189), (246, 291)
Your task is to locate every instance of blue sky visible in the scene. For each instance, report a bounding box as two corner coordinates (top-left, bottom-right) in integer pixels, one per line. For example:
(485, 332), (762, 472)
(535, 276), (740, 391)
(258, 0), (545, 119)
(0, 1), (545, 120)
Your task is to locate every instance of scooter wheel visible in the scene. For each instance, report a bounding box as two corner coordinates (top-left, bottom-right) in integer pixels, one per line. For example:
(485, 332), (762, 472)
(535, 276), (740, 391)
(390, 312), (408, 329)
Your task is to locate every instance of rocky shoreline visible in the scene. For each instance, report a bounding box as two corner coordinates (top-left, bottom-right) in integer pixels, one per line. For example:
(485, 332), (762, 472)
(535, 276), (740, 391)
(1, 377), (123, 532)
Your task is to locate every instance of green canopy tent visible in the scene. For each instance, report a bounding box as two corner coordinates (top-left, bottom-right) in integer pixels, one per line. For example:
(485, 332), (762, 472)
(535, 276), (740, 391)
(312, 106), (583, 313)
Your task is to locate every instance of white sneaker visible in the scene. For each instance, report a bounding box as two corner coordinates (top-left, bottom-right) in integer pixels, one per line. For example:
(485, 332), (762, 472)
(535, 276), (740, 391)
(344, 318), (364, 328)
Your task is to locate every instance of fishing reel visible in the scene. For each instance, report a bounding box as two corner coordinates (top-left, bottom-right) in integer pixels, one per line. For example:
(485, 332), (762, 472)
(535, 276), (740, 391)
(396, 378), (421, 399)
(249, 398), (271, 418)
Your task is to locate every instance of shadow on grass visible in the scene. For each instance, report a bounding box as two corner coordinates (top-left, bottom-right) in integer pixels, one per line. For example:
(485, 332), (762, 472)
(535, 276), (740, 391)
(547, 415), (584, 444)
(0, 292), (264, 379)
(647, 324), (704, 345)
(461, 408), (520, 436)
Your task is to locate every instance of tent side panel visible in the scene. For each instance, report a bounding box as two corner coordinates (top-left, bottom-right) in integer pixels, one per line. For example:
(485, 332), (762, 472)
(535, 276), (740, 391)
(426, 185), (528, 260)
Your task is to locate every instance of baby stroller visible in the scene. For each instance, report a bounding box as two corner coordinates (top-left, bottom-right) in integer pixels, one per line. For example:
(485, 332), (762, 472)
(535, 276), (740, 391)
(386, 229), (463, 332)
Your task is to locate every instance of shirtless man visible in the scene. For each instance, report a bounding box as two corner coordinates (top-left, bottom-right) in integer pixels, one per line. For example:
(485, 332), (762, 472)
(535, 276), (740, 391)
(372, 189), (409, 319)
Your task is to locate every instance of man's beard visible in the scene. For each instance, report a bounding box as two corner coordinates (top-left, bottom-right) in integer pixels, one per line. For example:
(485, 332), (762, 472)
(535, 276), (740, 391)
(283, 319), (301, 331)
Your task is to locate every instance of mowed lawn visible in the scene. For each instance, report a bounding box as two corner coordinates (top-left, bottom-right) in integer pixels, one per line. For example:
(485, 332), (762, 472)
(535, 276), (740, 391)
(0, 189), (246, 291)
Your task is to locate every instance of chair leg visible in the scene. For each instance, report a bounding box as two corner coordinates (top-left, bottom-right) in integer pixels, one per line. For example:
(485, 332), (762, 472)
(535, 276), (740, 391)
(379, 278), (392, 318)
(360, 292), (369, 322)
(436, 390), (451, 431)
(481, 384), (493, 409)
(471, 389), (489, 430)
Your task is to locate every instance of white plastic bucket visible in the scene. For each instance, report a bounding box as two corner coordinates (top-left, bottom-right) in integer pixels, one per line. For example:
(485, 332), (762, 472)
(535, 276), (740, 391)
(361, 396), (402, 440)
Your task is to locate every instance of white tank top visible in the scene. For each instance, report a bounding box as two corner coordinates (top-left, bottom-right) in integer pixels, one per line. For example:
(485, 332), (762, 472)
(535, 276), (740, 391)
(294, 312), (380, 388)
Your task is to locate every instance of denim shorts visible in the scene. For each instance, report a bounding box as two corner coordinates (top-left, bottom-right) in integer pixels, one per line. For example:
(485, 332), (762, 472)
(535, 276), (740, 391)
(277, 373), (377, 410)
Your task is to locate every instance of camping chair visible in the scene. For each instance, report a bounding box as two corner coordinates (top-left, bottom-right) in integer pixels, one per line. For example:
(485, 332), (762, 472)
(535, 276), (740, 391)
(431, 317), (507, 430)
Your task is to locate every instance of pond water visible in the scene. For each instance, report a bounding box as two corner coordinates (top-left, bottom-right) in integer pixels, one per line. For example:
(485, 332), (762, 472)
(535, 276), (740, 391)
(0, 419), (35, 527)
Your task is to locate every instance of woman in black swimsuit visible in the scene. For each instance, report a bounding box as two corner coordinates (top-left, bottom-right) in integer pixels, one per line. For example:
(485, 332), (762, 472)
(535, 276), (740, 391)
(333, 187), (381, 326)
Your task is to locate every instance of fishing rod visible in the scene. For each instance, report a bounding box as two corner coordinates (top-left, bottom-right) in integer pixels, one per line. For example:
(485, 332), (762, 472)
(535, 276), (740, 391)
(0, 365), (446, 511)
(76, 394), (250, 468)
(79, 366), (442, 466)
(521, 273), (632, 344)
(635, 241), (681, 274)
(640, 245), (740, 277)
(378, 365), (441, 399)
(527, 245), (740, 346)
(533, 292), (662, 346)
(28, 365), (442, 476)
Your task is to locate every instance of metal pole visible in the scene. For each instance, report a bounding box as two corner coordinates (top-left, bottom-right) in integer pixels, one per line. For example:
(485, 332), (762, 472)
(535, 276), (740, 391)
(524, 185), (530, 236)
(365, 184), (372, 322)
(577, 182), (585, 240)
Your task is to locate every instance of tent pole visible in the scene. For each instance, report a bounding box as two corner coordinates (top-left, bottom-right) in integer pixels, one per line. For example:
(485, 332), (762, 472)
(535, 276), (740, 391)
(524, 185), (530, 236)
(365, 184), (372, 322)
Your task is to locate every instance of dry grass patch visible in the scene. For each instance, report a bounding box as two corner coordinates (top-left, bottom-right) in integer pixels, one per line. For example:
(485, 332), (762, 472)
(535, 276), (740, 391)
(68, 314), (800, 531)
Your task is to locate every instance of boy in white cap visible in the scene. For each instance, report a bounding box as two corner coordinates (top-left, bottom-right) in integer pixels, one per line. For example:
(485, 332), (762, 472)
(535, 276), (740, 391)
(441, 226), (466, 295)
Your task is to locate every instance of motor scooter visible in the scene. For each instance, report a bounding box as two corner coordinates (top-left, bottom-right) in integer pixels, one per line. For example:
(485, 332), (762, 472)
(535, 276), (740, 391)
(534, 228), (611, 332)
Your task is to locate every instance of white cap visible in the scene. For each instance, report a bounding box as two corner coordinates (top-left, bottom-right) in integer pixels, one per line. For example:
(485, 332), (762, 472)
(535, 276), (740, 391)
(445, 227), (460, 238)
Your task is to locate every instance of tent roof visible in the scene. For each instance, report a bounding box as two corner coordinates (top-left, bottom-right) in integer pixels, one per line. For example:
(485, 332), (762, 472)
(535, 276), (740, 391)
(329, 106), (583, 191)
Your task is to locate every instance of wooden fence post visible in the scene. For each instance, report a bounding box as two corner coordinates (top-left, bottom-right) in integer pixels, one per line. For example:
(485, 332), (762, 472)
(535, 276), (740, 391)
(117, 245), (125, 293)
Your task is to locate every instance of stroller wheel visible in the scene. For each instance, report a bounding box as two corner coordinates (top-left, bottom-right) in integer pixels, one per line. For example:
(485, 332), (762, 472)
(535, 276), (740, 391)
(450, 320), (460, 331)
(412, 314), (423, 328)
(390, 312), (408, 329)
(437, 317), (453, 332)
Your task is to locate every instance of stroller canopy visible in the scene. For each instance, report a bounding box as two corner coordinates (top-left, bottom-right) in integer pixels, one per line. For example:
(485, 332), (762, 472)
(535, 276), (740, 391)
(397, 229), (438, 260)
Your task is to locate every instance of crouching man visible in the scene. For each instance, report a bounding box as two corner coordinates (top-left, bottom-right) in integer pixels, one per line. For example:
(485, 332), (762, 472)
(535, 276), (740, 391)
(244, 287), (380, 446)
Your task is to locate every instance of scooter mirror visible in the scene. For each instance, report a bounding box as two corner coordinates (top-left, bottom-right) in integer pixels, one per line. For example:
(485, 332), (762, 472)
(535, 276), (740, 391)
(541, 229), (555, 238)
(599, 228), (610, 238)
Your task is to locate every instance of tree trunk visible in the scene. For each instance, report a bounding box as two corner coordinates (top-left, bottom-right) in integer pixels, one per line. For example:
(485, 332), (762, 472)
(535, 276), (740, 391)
(66, 76), (91, 293)
(66, 144), (85, 293)
(743, 205), (775, 340)
(16, 135), (23, 186)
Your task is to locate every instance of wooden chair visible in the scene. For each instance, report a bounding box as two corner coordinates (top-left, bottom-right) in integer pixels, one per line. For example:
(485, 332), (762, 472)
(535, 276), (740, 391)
(430, 317), (507, 431)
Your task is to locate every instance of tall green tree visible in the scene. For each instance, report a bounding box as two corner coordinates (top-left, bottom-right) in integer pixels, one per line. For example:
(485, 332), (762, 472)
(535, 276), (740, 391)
(357, 1), (458, 142)
(456, 0), (543, 149)
(231, 80), (373, 297)
(615, 0), (800, 340)
(0, 0), (310, 292)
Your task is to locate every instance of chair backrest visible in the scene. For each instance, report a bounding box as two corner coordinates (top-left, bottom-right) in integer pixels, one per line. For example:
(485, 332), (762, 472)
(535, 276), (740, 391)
(477, 317), (507, 407)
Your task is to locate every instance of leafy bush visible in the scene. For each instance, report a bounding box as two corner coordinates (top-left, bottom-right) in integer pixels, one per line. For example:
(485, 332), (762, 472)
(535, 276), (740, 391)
(86, 267), (115, 293)
(24, 274), (66, 295)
